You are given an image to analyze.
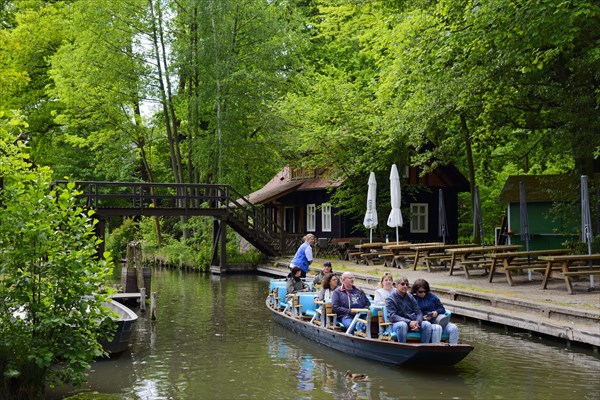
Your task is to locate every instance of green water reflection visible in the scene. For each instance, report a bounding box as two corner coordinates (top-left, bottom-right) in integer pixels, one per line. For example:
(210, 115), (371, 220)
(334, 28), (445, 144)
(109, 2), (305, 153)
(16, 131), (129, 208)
(53, 269), (600, 399)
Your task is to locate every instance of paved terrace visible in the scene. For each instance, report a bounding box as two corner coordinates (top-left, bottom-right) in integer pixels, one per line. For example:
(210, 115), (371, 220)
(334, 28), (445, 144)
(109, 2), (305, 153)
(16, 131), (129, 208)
(258, 257), (600, 349)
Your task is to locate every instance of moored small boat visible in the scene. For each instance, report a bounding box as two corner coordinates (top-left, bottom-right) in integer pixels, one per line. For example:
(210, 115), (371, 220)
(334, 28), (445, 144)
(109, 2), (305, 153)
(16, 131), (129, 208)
(99, 300), (138, 354)
(267, 281), (473, 366)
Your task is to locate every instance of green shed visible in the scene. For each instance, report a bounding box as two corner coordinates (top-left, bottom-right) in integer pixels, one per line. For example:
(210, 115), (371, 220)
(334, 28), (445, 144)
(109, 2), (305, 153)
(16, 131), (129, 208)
(497, 175), (580, 250)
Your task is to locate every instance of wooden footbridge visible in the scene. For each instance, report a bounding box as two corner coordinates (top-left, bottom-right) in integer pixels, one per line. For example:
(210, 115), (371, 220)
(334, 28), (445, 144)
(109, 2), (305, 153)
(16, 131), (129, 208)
(51, 181), (288, 270)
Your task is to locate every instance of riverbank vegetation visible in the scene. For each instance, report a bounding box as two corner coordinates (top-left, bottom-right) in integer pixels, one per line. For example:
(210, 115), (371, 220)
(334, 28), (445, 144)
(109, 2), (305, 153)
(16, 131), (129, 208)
(0, 113), (115, 399)
(1, 1), (599, 261)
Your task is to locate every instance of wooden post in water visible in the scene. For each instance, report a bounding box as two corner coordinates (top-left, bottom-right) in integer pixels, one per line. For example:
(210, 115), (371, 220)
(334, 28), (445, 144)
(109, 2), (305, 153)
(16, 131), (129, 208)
(151, 292), (157, 320)
(134, 241), (146, 312)
(126, 241), (147, 312)
(139, 288), (146, 312)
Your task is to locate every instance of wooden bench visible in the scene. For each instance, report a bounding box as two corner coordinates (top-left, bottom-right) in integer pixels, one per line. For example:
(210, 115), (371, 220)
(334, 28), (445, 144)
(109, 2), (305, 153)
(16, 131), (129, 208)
(562, 269), (600, 277)
(380, 253), (395, 268)
(423, 254), (452, 271)
(561, 269), (600, 294)
(360, 252), (384, 266)
(393, 252), (414, 268)
(456, 259), (493, 279)
(348, 252), (364, 263)
(501, 262), (547, 286)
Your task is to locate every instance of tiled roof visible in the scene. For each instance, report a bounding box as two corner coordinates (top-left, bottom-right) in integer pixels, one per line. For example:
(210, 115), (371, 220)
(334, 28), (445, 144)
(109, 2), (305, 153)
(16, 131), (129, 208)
(246, 167), (342, 204)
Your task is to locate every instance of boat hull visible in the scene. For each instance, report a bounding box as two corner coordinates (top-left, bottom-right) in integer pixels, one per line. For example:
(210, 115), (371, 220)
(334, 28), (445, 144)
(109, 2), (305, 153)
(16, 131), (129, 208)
(99, 300), (138, 354)
(269, 301), (473, 366)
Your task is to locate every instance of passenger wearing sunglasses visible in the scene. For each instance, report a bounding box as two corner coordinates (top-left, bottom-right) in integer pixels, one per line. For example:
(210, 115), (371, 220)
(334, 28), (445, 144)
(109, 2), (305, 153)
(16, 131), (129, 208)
(411, 278), (459, 344)
(385, 277), (437, 343)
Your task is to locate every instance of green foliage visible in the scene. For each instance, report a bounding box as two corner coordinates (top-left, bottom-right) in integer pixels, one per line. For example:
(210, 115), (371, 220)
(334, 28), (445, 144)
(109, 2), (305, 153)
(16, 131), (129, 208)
(105, 219), (141, 261)
(0, 112), (114, 399)
(138, 215), (264, 269)
(1, 0), (599, 261)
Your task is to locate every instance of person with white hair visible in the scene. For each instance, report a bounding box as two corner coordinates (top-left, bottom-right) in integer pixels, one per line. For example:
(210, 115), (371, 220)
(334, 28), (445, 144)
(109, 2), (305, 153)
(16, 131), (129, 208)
(331, 272), (371, 333)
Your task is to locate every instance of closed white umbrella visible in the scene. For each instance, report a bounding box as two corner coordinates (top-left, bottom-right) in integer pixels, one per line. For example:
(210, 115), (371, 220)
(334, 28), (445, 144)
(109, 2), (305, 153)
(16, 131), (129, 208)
(387, 164), (403, 243)
(363, 172), (378, 243)
(438, 189), (448, 244)
(581, 175), (594, 288)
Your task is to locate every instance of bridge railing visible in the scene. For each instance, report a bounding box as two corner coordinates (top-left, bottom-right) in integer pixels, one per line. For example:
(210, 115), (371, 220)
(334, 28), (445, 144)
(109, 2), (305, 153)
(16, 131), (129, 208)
(51, 180), (285, 253)
(223, 184), (284, 246)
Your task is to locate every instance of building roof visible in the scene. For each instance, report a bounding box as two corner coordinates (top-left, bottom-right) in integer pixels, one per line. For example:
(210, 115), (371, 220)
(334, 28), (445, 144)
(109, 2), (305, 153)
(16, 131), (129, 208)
(497, 175), (580, 203)
(410, 164), (470, 192)
(246, 167), (343, 204)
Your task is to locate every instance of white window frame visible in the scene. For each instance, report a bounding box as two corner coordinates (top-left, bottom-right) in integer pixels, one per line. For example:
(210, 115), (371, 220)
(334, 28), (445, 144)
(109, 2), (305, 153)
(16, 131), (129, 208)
(321, 203), (332, 232)
(306, 204), (316, 232)
(410, 203), (428, 233)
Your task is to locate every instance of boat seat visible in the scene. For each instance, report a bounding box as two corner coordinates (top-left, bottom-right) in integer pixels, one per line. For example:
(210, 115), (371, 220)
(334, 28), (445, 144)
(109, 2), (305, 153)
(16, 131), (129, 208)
(295, 293), (319, 320)
(346, 309), (372, 338)
(313, 300), (338, 329)
(269, 280), (287, 293)
(268, 281), (287, 308)
(275, 286), (291, 310)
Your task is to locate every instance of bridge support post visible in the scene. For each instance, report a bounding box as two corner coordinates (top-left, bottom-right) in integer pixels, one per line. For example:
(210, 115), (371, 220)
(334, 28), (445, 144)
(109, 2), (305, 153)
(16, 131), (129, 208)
(210, 218), (228, 275)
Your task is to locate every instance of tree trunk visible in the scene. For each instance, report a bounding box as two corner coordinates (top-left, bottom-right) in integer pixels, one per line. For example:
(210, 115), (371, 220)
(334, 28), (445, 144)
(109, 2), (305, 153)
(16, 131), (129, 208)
(209, 0), (223, 184)
(460, 112), (479, 244)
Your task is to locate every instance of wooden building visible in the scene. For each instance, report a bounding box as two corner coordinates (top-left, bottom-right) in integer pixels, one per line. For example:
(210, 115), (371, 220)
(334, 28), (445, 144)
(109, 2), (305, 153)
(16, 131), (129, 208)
(497, 175), (582, 250)
(246, 165), (469, 243)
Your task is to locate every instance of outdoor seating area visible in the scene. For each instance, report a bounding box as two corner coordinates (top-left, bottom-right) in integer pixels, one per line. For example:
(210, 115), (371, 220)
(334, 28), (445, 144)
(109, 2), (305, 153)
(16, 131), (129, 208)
(314, 239), (600, 294)
(307, 170), (598, 296)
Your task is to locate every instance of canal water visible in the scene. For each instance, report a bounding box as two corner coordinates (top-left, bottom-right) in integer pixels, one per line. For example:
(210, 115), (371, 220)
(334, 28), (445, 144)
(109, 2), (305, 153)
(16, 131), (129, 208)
(53, 268), (600, 399)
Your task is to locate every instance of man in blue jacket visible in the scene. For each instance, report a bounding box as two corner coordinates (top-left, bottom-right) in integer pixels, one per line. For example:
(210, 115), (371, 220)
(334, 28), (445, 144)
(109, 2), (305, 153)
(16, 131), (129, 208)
(385, 277), (436, 343)
(331, 272), (371, 333)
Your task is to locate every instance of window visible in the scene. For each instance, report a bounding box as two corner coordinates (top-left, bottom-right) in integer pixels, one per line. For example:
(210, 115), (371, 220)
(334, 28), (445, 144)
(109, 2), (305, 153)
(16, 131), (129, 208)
(307, 204), (316, 232)
(321, 203), (332, 232)
(410, 203), (428, 233)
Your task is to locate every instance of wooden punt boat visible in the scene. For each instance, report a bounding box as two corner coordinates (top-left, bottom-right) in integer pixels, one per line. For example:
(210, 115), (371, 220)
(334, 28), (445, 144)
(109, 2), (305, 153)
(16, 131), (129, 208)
(266, 283), (473, 366)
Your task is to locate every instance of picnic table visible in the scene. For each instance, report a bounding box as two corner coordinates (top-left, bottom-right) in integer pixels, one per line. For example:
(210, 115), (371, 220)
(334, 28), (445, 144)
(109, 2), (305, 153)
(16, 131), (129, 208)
(381, 242), (415, 268)
(354, 242), (390, 266)
(487, 249), (572, 286)
(538, 254), (600, 294)
(411, 243), (478, 272)
(446, 244), (523, 278)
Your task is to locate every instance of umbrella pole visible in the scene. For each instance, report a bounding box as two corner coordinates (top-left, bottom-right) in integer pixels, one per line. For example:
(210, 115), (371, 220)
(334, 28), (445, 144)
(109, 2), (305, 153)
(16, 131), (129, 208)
(588, 240), (594, 288)
(526, 240), (532, 281)
(395, 227), (399, 244)
(370, 229), (373, 244)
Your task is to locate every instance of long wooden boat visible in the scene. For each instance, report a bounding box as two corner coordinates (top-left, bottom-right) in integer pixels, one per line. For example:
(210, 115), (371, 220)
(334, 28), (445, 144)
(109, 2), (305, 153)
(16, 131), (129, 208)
(266, 286), (473, 366)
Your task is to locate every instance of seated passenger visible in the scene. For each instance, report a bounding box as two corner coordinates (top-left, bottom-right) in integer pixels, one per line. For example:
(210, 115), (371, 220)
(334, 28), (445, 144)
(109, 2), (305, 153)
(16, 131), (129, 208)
(313, 261), (334, 287)
(331, 272), (371, 332)
(411, 278), (459, 344)
(385, 277), (437, 343)
(374, 272), (394, 305)
(315, 273), (339, 302)
(287, 266), (309, 294)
